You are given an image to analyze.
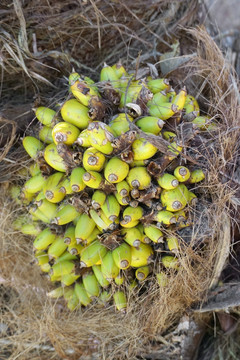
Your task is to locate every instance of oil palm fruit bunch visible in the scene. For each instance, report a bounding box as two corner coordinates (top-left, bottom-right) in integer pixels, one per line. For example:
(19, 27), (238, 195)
(10, 61), (210, 312)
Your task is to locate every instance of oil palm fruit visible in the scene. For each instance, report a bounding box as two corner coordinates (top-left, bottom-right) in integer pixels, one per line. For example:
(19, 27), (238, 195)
(183, 95), (200, 115)
(114, 192), (130, 206)
(172, 88), (187, 111)
(82, 271), (100, 297)
(147, 90), (169, 109)
(166, 235), (179, 251)
(115, 272), (124, 286)
(75, 213), (96, 243)
(61, 99), (91, 129)
(55, 251), (77, 263)
(135, 266), (150, 281)
(52, 204), (79, 225)
(61, 273), (80, 286)
(161, 184), (189, 212)
(132, 137), (158, 161)
(109, 113), (133, 136)
(187, 191), (197, 206)
(148, 103), (178, 120)
(102, 195), (121, 222)
(113, 291), (127, 312)
(147, 78), (170, 93)
(82, 170), (103, 189)
(44, 172), (66, 203)
(119, 80), (143, 108)
(100, 63), (119, 87)
(67, 291), (79, 311)
(88, 122), (114, 155)
(91, 190), (107, 210)
(157, 173), (179, 190)
(130, 243), (153, 267)
(20, 222), (42, 236)
(35, 199), (58, 221)
(44, 143), (67, 172)
(89, 209), (110, 231)
(29, 205), (51, 223)
(63, 287), (75, 301)
(33, 228), (56, 250)
(22, 136), (44, 159)
(126, 167), (151, 190)
(112, 242), (131, 270)
(68, 242), (84, 256)
(162, 131), (177, 143)
(136, 116), (164, 135)
(35, 107), (57, 127)
(143, 225), (163, 243)
(188, 169), (205, 183)
(35, 250), (49, 266)
(112, 61), (128, 79)
(70, 79), (99, 107)
(104, 157), (129, 183)
(47, 286), (65, 298)
(70, 167), (86, 192)
(155, 210), (176, 225)
(162, 255), (179, 270)
(116, 181), (130, 197)
(92, 264), (110, 288)
(121, 206), (144, 227)
(74, 282), (92, 306)
(101, 251), (120, 280)
(39, 126), (54, 144)
(82, 147), (106, 172)
(121, 227), (142, 248)
(23, 174), (46, 195)
(52, 122), (80, 145)
(83, 227), (101, 246)
(50, 260), (75, 277)
(76, 129), (92, 147)
(48, 236), (68, 259)
(167, 142), (183, 160)
(174, 166), (191, 182)
(174, 209), (187, 223)
(156, 272), (168, 287)
(58, 176), (73, 195)
(64, 226), (76, 245)
(80, 239), (108, 267)
(9, 185), (22, 204)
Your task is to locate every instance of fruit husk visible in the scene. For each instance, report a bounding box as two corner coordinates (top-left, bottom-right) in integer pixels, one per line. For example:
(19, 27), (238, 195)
(0, 19), (239, 360)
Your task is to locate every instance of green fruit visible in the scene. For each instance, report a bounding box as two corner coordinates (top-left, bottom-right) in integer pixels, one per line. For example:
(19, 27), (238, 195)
(161, 184), (189, 212)
(52, 204), (79, 225)
(33, 228), (56, 250)
(135, 266), (150, 281)
(157, 173), (179, 190)
(22, 136), (44, 159)
(88, 122), (114, 155)
(82, 271), (100, 297)
(113, 291), (127, 312)
(35, 107), (56, 127)
(39, 126), (54, 144)
(80, 240), (108, 267)
(147, 78), (170, 93)
(61, 99), (91, 129)
(75, 213), (96, 243)
(48, 236), (68, 259)
(74, 282), (92, 306)
(101, 251), (120, 280)
(70, 167), (86, 192)
(136, 116), (164, 135)
(112, 242), (131, 270)
(44, 143), (67, 172)
(82, 170), (103, 189)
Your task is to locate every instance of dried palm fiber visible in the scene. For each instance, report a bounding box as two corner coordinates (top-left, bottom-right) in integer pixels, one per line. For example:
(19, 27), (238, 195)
(0, 25), (239, 359)
(0, 0), (199, 98)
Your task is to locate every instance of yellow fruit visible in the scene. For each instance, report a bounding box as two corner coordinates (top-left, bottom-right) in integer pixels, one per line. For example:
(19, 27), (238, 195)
(174, 166), (191, 182)
(135, 266), (150, 281)
(130, 243), (153, 267)
(83, 147), (106, 172)
(44, 143), (67, 172)
(61, 99), (91, 129)
(52, 122), (80, 145)
(35, 107), (57, 127)
(132, 137), (158, 161)
(157, 173), (179, 190)
(126, 167), (151, 190)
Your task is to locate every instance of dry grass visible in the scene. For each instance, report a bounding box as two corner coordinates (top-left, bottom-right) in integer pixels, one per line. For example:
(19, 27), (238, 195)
(0, 3), (240, 359)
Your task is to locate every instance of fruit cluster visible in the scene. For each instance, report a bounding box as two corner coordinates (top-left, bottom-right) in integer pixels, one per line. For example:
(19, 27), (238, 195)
(11, 62), (211, 312)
